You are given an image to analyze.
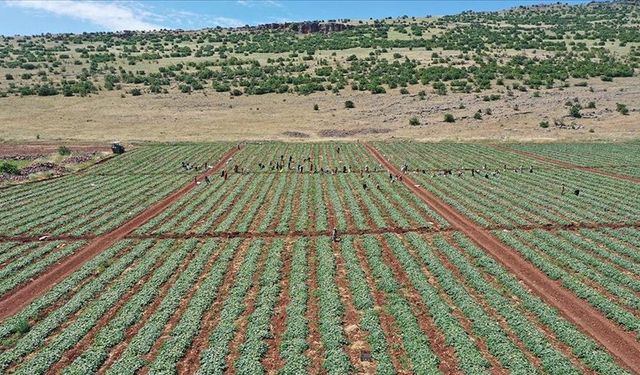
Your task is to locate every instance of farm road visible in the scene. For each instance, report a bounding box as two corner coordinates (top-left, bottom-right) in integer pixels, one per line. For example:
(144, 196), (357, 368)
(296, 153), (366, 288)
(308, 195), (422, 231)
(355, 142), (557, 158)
(364, 142), (640, 374)
(0, 146), (240, 320)
(497, 146), (640, 184)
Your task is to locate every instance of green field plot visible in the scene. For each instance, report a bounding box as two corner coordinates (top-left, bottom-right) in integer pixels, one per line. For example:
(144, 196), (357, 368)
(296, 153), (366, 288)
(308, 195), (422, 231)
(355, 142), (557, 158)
(496, 228), (640, 339)
(375, 142), (640, 228)
(509, 143), (640, 167)
(88, 143), (232, 175)
(0, 174), (187, 237)
(0, 141), (638, 374)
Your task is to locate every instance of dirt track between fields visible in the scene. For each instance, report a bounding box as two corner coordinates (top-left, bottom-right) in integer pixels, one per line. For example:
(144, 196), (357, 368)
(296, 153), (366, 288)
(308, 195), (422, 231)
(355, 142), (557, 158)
(0, 146), (240, 321)
(364, 142), (640, 374)
(500, 146), (640, 184)
(2, 221), (638, 245)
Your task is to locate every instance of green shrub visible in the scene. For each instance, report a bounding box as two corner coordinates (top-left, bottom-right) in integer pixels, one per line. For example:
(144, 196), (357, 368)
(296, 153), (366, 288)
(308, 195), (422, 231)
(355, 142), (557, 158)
(616, 103), (629, 115)
(345, 100), (355, 109)
(58, 146), (71, 156)
(313, 104), (319, 111)
(15, 318), (30, 334)
(0, 162), (19, 175)
(444, 113), (455, 123)
(409, 116), (420, 126)
(474, 112), (482, 120)
(569, 105), (582, 118)
(539, 121), (549, 128)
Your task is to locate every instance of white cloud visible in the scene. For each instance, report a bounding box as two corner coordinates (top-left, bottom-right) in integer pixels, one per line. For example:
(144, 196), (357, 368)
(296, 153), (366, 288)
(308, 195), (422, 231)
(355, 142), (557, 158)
(5, 0), (163, 31)
(237, 0), (283, 8)
(209, 16), (245, 28)
(160, 9), (245, 28)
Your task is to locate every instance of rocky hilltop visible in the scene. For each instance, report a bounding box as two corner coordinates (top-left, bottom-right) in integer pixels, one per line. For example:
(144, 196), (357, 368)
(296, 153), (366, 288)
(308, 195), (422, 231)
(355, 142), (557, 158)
(252, 21), (352, 34)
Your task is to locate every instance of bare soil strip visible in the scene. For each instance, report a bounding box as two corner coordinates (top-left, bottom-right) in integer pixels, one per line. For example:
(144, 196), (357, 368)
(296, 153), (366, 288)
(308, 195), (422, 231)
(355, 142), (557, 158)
(352, 239), (413, 374)
(377, 237), (463, 374)
(304, 240), (324, 374)
(225, 241), (271, 375)
(0, 146), (240, 321)
(3, 221), (638, 245)
(364, 142), (640, 374)
(262, 240), (293, 373)
(333, 241), (375, 374)
(499, 146), (640, 184)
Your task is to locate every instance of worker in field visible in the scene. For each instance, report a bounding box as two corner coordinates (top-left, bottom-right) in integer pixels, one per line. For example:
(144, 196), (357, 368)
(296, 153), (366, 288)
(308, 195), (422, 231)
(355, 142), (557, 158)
(205, 176), (211, 185)
(362, 181), (368, 190)
(529, 165), (534, 173)
(561, 184), (565, 195)
(574, 189), (580, 196)
(331, 227), (339, 242)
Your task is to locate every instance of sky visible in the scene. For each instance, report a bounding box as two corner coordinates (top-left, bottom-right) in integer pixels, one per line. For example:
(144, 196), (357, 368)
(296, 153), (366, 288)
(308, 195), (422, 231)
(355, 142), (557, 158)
(0, 0), (593, 36)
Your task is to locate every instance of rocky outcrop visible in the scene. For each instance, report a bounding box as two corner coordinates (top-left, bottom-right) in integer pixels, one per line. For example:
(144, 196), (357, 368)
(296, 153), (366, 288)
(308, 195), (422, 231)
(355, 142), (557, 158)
(253, 21), (352, 34)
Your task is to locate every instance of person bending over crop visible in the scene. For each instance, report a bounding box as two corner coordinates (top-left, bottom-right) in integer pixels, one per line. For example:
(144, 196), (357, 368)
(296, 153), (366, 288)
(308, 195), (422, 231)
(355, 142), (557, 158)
(331, 227), (339, 242)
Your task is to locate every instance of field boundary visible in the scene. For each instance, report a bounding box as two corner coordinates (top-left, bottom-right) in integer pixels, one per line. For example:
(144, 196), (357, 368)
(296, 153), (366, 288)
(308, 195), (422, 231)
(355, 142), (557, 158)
(496, 146), (640, 184)
(364, 142), (640, 373)
(0, 145), (240, 320)
(2, 222), (639, 245)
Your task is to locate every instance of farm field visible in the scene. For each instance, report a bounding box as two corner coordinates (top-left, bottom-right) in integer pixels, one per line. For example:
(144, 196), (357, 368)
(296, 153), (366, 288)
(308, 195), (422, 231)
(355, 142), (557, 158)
(1, 141), (640, 374)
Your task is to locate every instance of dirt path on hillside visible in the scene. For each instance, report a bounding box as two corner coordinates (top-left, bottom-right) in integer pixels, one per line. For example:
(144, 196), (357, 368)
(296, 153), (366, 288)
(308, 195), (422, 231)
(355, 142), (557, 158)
(0, 146), (240, 321)
(498, 146), (640, 184)
(364, 142), (640, 374)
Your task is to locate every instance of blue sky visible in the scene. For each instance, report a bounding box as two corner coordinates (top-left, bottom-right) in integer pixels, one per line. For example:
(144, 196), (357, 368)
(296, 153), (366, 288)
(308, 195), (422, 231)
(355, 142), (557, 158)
(0, 0), (592, 36)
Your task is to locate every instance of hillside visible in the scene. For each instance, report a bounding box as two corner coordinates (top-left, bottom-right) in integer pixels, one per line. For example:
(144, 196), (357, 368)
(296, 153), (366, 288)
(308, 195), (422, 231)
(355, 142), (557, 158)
(0, 1), (638, 142)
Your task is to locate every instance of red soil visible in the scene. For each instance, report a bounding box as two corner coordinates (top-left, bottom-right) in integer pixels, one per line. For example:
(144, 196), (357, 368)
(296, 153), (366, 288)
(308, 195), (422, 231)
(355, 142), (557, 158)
(364, 142), (640, 374)
(0, 146), (240, 321)
(378, 236), (463, 374)
(2, 221), (639, 246)
(262, 240), (293, 373)
(225, 241), (271, 375)
(172, 240), (251, 375)
(396, 235), (507, 374)
(332, 241), (375, 374)
(352, 239), (412, 374)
